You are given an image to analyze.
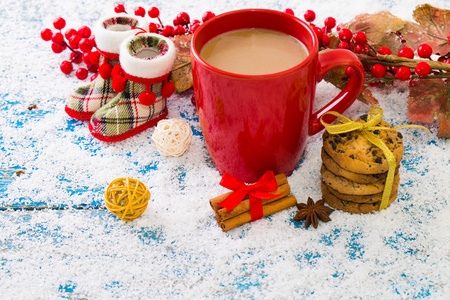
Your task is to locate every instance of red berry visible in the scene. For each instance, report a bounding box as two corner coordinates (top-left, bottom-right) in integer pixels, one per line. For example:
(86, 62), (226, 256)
(338, 28), (353, 42)
(53, 17), (66, 30)
(60, 61), (73, 74)
(173, 25), (186, 36)
(284, 8), (294, 15)
(79, 38), (93, 53)
(82, 52), (91, 64)
(417, 44), (432, 58)
(78, 26), (91, 38)
(395, 66), (411, 81)
(378, 47), (391, 55)
(40, 28), (53, 41)
(391, 66), (399, 73)
(304, 10), (316, 22)
(398, 47), (414, 59)
(324, 17), (336, 29)
(51, 43), (63, 53)
(202, 11), (215, 23)
(322, 26), (332, 34)
(313, 26), (323, 41)
(190, 23), (201, 34)
(69, 35), (81, 49)
(114, 3), (126, 13)
(162, 25), (174, 37)
(89, 64), (99, 73)
(76, 68), (88, 80)
(338, 41), (350, 50)
(89, 51), (100, 65)
(448, 32), (450, 43)
(134, 6), (146, 17)
(70, 51), (83, 64)
(139, 91), (156, 106)
(51, 32), (64, 44)
(345, 67), (354, 78)
(148, 7), (160, 18)
(176, 12), (190, 26)
(415, 62), (431, 77)
(322, 34), (331, 47)
(371, 63), (387, 78)
(64, 28), (77, 40)
(191, 19), (201, 26)
(89, 36), (96, 48)
(99, 63), (113, 79)
(355, 44), (365, 54)
(438, 56), (446, 62)
(149, 23), (159, 33)
(353, 31), (367, 44)
(161, 82), (175, 98)
(445, 58), (450, 64)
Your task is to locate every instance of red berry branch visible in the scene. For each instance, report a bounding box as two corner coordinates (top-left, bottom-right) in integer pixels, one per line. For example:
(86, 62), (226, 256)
(283, 4), (450, 138)
(283, 8), (450, 86)
(41, 17), (99, 80)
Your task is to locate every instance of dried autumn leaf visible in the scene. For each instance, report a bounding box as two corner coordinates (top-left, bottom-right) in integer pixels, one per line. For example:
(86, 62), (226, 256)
(340, 11), (408, 53)
(323, 65), (379, 105)
(437, 112), (450, 138)
(407, 78), (450, 137)
(169, 34), (193, 93)
(401, 4), (450, 56)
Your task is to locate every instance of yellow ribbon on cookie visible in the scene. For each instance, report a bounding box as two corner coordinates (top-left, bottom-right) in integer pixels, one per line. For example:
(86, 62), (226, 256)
(320, 107), (430, 211)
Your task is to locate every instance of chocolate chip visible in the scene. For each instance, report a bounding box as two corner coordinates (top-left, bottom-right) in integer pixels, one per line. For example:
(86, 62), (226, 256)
(337, 150), (345, 153)
(397, 132), (403, 139)
(354, 135), (359, 139)
(349, 154), (355, 159)
(334, 136), (342, 144)
(330, 141), (337, 150)
(375, 157), (382, 164)
(372, 174), (381, 179)
(373, 130), (380, 135)
(387, 138), (393, 144)
(372, 150), (378, 156)
(359, 114), (368, 122)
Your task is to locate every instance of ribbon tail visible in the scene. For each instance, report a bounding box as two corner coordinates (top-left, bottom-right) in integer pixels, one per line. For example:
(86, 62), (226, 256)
(362, 131), (396, 211)
(218, 189), (250, 212)
(380, 167), (395, 210)
(249, 195), (264, 221)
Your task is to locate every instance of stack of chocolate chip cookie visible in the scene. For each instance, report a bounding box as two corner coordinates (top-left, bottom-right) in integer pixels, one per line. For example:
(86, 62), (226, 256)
(320, 116), (404, 214)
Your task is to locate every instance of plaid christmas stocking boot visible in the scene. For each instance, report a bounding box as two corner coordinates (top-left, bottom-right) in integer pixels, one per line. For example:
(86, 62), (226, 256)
(65, 14), (147, 120)
(89, 33), (176, 142)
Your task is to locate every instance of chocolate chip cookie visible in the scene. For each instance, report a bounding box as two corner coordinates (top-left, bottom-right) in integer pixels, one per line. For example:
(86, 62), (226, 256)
(322, 118), (404, 174)
(321, 181), (398, 214)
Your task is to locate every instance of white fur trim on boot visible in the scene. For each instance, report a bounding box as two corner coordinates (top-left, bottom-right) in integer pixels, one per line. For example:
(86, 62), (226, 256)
(119, 33), (176, 79)
(94, 13), (148, 55)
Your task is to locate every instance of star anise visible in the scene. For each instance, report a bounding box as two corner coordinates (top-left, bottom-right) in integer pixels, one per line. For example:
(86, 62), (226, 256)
(293, 197), (334, 229)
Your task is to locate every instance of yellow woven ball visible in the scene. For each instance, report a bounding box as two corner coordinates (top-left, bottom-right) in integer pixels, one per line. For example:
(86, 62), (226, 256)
(104, 177), (151, 221)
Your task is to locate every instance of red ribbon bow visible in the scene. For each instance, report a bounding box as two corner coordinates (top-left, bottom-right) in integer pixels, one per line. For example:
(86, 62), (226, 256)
(218, 170), (282, 221)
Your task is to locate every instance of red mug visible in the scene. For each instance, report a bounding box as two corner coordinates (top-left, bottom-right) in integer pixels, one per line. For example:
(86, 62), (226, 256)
(191, 9), (365, 183)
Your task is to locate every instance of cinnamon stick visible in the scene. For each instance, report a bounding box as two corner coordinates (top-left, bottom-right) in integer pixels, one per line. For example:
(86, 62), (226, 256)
(215, 183), (290, 222)
(219, 195), (297, 232)
(209, 173), (288, 212)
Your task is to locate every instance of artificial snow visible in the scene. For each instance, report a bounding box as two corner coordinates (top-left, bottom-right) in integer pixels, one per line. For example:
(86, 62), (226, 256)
(0, 0), (449, 298)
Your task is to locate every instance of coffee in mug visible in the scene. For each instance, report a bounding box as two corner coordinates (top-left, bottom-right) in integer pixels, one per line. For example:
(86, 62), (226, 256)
(199, 28), (308, 75)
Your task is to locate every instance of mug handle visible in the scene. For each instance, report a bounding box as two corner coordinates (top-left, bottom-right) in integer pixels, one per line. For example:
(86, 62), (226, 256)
(308, 49), (365, 135)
